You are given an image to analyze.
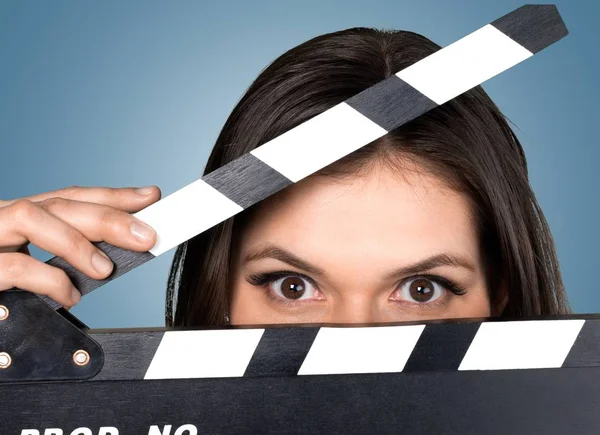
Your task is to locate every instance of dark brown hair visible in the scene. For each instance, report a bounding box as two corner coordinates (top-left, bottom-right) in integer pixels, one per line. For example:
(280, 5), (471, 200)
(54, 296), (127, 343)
(166, 27), (570, 327)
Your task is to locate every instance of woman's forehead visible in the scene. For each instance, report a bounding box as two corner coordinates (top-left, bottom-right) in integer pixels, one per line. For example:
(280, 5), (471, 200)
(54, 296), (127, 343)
(241, 162), (479, 262)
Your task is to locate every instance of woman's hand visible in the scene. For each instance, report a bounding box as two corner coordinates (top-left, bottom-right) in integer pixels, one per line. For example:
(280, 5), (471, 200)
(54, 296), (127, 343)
(0, 186), (161, 307)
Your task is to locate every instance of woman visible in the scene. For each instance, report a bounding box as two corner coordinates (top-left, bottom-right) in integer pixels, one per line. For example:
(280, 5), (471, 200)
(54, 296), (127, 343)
(0, 28), (571, 326)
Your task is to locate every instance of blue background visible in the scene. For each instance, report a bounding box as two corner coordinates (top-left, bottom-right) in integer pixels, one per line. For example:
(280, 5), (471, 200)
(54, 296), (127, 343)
(0, 0), (598, 328)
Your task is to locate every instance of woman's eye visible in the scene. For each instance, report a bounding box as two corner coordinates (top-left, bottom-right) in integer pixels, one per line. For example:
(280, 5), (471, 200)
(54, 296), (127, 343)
(392, 277), (444, 304)
(270, 275), (316, 301)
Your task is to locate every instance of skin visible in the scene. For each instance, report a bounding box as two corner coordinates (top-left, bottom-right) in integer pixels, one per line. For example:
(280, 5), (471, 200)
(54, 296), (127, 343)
(229, 160), (502, 325)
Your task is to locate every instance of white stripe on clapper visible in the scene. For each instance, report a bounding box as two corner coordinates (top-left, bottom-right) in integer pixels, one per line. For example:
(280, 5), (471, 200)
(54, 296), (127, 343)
(144, 329), (265, 379)
(250, 102), (387, 183)
(458, 319), (585, 371)
(397, 24), (533, 105)
(134, 179), (243, 257)
(298, 325), (425, 375)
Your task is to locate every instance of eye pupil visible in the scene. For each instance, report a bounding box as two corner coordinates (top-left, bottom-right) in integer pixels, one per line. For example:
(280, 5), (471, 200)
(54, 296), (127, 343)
(281, 277), (306, 299)
(409, 278), (434, 302)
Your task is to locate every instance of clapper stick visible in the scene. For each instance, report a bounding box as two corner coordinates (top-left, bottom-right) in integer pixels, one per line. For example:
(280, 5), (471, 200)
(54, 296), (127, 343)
(5, 5), (599, 435)
(37, 4), (568, 310)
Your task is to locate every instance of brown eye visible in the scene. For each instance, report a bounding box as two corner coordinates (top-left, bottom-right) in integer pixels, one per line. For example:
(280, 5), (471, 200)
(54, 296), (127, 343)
(409, 278), (435, 302)
(279, 276), (306, 299)
(392, 277), (444, 304)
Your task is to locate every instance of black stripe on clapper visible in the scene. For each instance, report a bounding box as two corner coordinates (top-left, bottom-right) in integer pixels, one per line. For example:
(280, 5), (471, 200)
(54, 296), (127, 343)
(244, 327), (320, 377)
(204, 153), (293, 209)
(562, 319), (599, 368)
(42, 244), (156, 310)
(346, 75), (437, 132)
(403, 322), (481, 372)
(91, 331), (165, 381)
(491, 4), (568, 54)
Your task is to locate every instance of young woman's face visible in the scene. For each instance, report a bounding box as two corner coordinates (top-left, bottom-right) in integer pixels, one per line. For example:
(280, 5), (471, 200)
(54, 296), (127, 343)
(229, 160), (497, 325)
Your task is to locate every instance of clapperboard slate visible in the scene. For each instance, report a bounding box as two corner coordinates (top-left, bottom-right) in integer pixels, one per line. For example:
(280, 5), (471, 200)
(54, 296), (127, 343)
(2, 5), (599, 435)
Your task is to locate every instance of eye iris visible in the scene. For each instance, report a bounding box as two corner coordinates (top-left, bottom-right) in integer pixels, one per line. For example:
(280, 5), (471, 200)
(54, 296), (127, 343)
(280, 277), (306, 299)
(409, 278), (434, 302)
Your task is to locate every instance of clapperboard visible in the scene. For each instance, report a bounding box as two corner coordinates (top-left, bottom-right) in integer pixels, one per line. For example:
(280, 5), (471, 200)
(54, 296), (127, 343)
(1, 5), (596, 435)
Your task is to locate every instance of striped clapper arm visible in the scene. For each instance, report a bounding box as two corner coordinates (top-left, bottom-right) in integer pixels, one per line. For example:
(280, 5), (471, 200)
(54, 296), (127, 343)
(38, 4), (569, 309)
(90, 317), (597, 380)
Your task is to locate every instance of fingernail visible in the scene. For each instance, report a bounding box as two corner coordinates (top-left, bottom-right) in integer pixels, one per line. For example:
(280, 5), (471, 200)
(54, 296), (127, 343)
(134, 186), (155, 195)
(92, 250), (113, 275)
(130, 220), (155, 241)
(71, 286), (81, 304)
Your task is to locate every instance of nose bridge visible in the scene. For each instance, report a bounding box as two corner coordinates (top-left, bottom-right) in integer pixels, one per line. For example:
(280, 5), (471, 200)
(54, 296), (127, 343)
(328, 294), (380, 324)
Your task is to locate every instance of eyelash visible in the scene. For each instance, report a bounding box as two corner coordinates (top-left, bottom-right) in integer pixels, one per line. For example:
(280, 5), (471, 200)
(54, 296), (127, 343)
(417, 274), (467, 297)
(246, 270), (467, 305)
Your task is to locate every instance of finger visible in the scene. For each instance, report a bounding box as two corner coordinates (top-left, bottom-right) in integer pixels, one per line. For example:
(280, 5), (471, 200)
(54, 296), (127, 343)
(0, 185), (161, 212)
(37, 197), (157, 251)
(0, 252), (81, 307)
(0, 199), (115, 281)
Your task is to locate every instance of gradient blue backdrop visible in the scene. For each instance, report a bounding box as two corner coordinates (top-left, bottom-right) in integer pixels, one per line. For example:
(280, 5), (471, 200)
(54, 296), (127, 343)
(0, 0), (598, 328)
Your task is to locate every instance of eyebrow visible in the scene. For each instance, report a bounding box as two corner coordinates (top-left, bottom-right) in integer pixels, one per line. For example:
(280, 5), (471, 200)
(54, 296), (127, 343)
(243, 245), (325, 275)
(242, 244), (475, 278)
(383, 253), (476, 280)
